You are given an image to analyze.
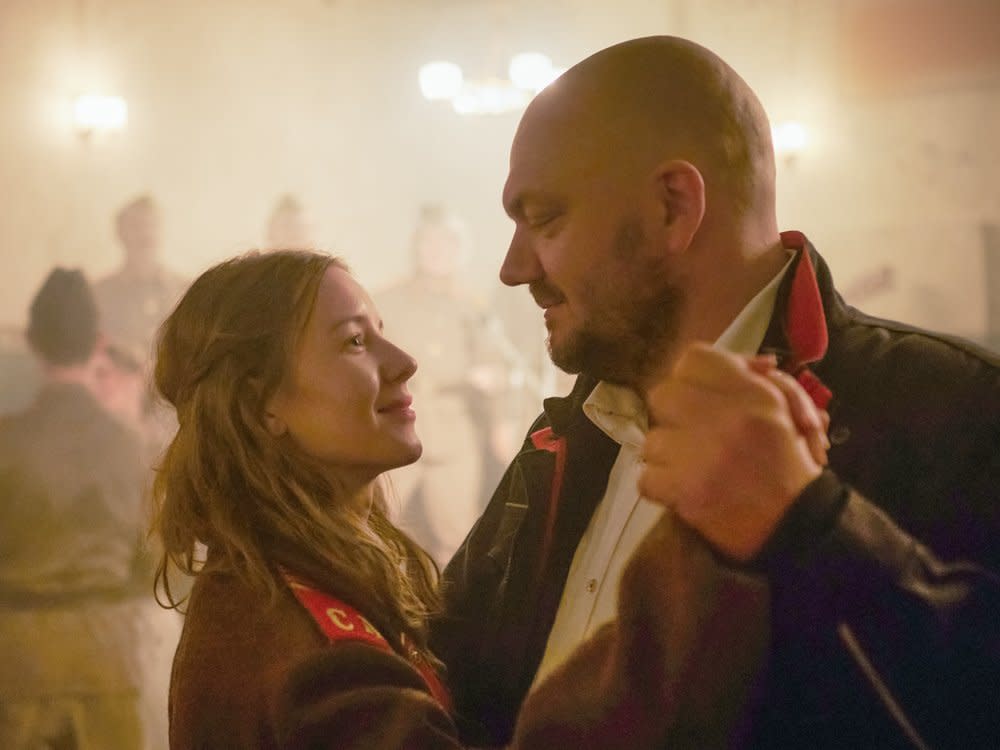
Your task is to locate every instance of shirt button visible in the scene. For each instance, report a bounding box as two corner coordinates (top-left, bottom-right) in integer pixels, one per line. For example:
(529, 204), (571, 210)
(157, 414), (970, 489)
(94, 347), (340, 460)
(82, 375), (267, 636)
(830, 424), (851, 445)
(586, 578), (597, 593)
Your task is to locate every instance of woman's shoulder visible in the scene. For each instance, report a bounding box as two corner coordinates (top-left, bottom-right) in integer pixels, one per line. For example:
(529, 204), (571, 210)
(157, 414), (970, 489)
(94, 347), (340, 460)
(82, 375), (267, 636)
(168, 570), (319, 746)
(172, 574), (317, 690)
(173, 569), (461, 748)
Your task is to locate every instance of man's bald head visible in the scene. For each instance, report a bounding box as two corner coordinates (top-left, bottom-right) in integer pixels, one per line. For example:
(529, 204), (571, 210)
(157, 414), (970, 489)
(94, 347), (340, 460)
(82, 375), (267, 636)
(520, 36), (776, 221)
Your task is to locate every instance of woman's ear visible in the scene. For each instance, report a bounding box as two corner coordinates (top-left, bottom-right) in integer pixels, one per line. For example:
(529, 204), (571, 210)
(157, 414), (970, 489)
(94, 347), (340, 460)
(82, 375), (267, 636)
(653, 159), (706, 254)
(263, 389), (288, 437)
(256, 377), (288, 437)
(264, 409), (287, 437)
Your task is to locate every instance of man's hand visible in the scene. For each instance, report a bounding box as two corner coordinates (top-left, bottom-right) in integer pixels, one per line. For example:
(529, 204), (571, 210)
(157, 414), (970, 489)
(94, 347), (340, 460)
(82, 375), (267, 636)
(638, 342), (829, 562)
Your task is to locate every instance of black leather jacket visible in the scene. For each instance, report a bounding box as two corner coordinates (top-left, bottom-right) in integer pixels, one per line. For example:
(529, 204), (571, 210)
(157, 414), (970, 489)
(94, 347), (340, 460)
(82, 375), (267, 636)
(431, 234), (1000, 749)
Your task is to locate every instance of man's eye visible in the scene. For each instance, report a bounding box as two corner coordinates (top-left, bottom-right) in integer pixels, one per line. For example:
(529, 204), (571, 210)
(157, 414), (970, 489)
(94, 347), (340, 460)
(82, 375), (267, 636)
(348, 334), (364, 347)
(529, 212), (562, 230)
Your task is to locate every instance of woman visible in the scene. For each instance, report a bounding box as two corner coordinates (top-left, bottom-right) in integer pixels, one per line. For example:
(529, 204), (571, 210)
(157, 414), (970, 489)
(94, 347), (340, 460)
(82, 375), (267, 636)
(155, 250), (464, 748)
(154, 250), (810, 749)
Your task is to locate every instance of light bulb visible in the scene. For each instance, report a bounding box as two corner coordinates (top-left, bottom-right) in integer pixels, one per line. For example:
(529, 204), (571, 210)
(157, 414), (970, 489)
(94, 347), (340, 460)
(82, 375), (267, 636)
(772, 121), (808, 155)
(508, 52), (559, 92)
(418, 61), (464, 101)
(74, 94), (128, 132)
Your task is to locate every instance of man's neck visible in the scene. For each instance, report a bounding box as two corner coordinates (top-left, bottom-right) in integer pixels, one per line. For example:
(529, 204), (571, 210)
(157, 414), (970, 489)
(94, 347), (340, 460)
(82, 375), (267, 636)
(121, 256), (162, 281)
(42, 360), (98, 393)
(636, 232), (788, 399)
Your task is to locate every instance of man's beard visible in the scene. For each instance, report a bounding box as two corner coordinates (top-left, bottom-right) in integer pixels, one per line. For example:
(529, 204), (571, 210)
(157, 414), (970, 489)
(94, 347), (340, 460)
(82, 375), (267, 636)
(548, 217), (684, 386)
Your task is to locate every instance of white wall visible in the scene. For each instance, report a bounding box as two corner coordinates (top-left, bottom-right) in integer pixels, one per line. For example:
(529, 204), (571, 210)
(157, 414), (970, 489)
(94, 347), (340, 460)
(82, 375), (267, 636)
(2, 0), (998, 341)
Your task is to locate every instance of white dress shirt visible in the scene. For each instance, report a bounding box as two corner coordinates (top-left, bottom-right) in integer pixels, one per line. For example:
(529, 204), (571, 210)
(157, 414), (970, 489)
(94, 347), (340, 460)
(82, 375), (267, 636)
(531, 253), (794, 687)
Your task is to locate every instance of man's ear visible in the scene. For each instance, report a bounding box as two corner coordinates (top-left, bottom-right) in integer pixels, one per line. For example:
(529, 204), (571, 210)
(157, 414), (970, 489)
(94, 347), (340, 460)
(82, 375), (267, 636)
(653, 160), (705, 254)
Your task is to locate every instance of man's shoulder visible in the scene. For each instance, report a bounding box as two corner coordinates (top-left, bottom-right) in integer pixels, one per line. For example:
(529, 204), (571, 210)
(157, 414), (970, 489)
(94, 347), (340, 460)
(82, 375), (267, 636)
(823, 308), (999, 435)
(831, 307), (999, 385)
(93, 268), (125, 294)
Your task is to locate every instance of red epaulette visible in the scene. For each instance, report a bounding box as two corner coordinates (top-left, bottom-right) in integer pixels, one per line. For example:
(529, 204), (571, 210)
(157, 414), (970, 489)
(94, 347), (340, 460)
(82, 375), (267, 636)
(285, 573), (391, 650)
(282, 571), (452, 711)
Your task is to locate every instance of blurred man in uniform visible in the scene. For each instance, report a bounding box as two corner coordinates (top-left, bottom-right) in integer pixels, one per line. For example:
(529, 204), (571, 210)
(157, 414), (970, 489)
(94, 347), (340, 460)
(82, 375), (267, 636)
(264, 193), (316, 251)
(375, 204), (498, 565)
(0, 268), (174, 750)
(94, 195), (188, 358)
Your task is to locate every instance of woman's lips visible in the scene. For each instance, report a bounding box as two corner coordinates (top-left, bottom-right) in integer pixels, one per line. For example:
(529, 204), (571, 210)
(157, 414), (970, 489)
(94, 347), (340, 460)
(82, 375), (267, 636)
(378, 396), (415, 420)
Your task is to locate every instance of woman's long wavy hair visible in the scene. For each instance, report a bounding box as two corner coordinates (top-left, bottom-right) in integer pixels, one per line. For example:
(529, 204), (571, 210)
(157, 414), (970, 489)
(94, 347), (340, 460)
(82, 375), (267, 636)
(151, 249), (440, 657)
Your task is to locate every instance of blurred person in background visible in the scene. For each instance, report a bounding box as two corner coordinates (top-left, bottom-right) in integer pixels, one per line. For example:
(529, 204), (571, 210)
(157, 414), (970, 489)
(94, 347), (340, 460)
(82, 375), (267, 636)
(0, 323), (41, 417)
(93, 341), (191, 607)
(155, 248), (824, 748)
(374, 204), (500, 565)
(264, 193), (317, 251)
(93, 341), (177, 467)
(484, 280), (576, 468)
(94, 343), (151, 438)
(0, 268), (174, 750)
(94, 194), (189, 359)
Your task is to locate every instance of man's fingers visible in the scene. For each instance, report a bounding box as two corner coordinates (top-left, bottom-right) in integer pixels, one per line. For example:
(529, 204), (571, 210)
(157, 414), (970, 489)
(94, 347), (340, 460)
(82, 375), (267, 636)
(647, 344), (782, 427)
(765, 369), (830, 465)
(746, 353), (779, 375)
(666, 342), (765, 396)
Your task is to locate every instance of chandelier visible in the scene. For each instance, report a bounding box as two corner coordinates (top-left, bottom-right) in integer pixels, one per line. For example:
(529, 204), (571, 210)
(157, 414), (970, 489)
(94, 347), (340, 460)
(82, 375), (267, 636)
(418, 52), (564, 116)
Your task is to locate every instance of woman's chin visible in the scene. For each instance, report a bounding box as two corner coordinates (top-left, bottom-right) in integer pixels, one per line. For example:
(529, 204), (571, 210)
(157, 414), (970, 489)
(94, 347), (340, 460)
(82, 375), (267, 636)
(396, 439), (423, 468)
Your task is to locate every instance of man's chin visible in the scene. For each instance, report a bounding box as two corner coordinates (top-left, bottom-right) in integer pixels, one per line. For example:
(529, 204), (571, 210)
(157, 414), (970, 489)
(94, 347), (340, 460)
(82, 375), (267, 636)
(547, 334), (586, 376)
(549, 333), (640, 385)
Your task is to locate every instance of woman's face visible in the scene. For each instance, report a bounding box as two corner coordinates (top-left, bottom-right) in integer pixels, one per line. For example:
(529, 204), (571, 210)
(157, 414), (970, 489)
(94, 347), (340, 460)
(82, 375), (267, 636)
(266, 266), (421, 486)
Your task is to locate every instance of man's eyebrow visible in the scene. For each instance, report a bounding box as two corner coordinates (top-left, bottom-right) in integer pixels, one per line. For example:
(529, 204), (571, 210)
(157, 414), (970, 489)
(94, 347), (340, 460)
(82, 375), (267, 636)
(504, 191), (554, 219)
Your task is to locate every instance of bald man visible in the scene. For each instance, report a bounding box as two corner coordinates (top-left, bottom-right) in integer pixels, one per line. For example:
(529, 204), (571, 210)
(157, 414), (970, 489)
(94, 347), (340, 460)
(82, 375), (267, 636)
(432, 36), (1000, 749)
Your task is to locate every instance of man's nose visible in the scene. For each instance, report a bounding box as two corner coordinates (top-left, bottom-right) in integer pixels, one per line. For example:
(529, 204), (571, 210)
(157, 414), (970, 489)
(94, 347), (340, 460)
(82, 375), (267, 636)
(499, 228), (543, 287)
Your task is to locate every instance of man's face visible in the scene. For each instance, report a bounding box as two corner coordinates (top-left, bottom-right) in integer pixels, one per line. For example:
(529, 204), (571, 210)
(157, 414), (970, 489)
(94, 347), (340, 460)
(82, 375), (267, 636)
(500, 106), (684, 386)
(118, 204), (162, 266)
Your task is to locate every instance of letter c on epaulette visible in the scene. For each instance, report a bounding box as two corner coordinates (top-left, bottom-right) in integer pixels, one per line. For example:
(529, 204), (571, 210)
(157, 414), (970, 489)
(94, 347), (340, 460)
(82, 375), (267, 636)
(326, 607), (354, 631)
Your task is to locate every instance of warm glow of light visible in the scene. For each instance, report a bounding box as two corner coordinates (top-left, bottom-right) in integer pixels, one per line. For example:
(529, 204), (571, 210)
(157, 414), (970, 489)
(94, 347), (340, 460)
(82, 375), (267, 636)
(419, 51), (563, 116)
(508, 52), (560, 92)
(451, 81), (530, 116)
(73, 94), (128, 132)
(418, 61), (464, 101)
(772, 120), (808, 155)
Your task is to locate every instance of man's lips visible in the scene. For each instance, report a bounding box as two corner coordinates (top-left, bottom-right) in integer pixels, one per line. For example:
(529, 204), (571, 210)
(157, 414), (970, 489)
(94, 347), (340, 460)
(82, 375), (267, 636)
(528, 282), (564, 310)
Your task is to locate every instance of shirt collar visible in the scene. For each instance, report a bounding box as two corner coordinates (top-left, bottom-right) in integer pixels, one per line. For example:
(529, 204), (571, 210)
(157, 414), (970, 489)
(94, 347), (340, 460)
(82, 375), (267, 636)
(715, 251), (795, 356)
(583, 251), (795, 447)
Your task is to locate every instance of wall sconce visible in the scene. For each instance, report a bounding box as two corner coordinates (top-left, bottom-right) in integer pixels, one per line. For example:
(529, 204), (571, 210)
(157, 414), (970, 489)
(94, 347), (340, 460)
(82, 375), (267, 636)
(772, 120), (809, 164)
(418, 52), (563, 116)
(73, 94), (128, 137)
